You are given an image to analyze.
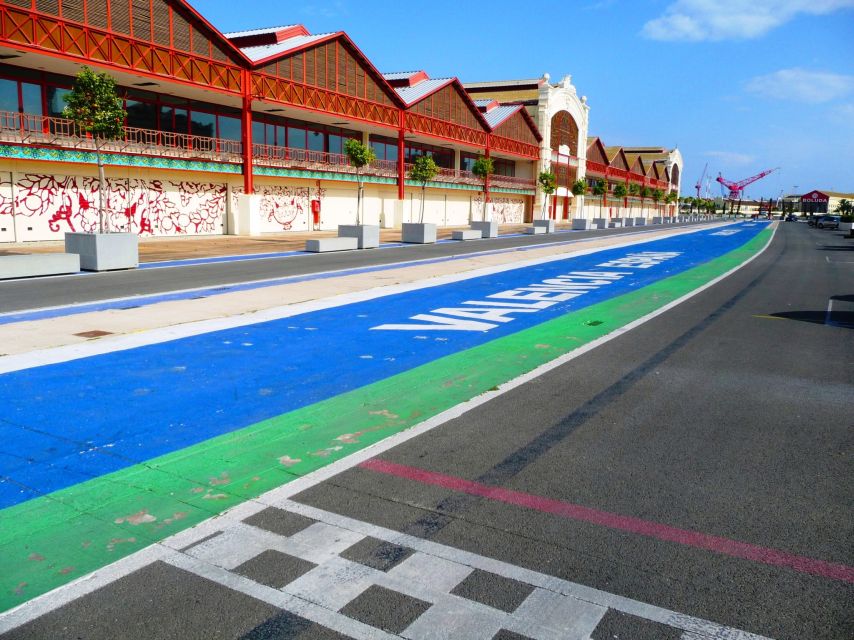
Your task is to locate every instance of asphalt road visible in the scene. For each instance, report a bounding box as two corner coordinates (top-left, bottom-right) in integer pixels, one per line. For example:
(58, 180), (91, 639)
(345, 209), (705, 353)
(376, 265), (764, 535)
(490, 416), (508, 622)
(3, 222), (852, 639)
(0, 222), (705, 313)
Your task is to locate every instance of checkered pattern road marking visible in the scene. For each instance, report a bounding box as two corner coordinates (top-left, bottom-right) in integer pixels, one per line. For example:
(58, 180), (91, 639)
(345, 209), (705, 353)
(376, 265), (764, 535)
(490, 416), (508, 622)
(165, 500), (772, 640)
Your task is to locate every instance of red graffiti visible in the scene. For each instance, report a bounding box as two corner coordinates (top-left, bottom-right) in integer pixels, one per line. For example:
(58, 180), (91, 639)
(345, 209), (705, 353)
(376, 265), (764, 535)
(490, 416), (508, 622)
(47, 195), (76, 232)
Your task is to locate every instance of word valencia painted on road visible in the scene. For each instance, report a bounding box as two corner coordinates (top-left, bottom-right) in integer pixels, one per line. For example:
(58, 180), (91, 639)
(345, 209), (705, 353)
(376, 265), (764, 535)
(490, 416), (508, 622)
(372, 251), (681, 332)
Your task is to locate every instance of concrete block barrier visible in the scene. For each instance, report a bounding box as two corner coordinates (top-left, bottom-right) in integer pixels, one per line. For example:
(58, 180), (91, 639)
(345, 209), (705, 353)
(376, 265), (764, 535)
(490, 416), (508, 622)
(305, 237), (359, 253)
(0, 253), (80, 280)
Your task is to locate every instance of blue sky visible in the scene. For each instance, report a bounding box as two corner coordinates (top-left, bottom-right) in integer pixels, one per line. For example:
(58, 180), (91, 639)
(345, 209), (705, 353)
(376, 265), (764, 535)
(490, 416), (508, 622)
(202, 0), (854, 198)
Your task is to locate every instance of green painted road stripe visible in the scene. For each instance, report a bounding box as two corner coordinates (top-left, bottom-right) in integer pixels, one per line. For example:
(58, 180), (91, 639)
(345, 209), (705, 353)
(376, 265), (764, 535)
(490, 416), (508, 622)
(0, 228), (772, 612)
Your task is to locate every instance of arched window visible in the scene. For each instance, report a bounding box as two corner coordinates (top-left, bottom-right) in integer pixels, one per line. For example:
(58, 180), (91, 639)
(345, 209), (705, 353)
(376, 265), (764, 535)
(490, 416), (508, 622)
(550, 111), (579, 155)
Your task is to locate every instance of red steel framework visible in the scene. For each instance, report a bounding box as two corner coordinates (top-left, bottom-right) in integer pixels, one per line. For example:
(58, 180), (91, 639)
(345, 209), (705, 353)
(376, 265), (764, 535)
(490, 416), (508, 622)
(0, 0), (544, 200)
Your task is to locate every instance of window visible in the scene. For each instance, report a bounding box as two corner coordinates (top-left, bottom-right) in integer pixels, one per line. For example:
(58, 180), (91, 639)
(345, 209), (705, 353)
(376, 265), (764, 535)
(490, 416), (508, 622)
(217, 115), (241, 141)
(0, 78), (18, 113)
(125, 100), (157, 130)
(288, 126), (307, 149)
(46, 87), (71, 118)
(21, 83), (42, 116)
(307, 129), (324, 153)
(190, 110), (215, 138)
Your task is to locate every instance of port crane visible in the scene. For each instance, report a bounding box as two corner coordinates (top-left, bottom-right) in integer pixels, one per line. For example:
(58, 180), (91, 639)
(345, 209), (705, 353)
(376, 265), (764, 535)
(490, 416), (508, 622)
(694, 163), (708, 198)
(716, 168), (779, 200)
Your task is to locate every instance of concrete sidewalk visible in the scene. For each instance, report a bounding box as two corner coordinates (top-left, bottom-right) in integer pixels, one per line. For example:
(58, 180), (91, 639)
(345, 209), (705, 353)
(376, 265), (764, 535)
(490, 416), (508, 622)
(0, 224), (538, 263)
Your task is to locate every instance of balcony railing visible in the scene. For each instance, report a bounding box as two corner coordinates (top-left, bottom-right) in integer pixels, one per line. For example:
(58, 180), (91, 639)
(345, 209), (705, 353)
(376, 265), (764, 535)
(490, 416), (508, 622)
(253, 144), (399, 178)
(0, 110), (243, 162)
(551, 151), (579, 167)
(403, 164), (535, 191)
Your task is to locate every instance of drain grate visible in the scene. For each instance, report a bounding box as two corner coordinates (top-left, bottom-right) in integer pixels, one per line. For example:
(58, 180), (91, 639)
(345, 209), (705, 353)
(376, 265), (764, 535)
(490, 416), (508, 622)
(73, 330), (114, 339)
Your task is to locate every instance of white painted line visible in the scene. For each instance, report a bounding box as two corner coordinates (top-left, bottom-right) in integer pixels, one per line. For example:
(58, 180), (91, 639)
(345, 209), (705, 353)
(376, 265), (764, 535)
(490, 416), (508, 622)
(0, 223), (727, 374)
(0, 223), (773, 633)
(825, 298), (833, 326)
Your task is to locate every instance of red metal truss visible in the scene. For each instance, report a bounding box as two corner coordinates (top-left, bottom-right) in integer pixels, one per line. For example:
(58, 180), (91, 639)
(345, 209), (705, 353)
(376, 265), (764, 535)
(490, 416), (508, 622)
(252, 73), (399, 128)
(0, 4), (242, 94)
(490, 134), (539, 159)
(404, 111), (487, 147)
(585, 159), (608, 176)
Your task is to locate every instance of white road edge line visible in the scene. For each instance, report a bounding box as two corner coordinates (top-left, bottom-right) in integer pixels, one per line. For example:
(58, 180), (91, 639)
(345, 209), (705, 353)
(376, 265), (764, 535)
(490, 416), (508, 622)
(0, 223), (730, 374)
(0, 223), (776, 633)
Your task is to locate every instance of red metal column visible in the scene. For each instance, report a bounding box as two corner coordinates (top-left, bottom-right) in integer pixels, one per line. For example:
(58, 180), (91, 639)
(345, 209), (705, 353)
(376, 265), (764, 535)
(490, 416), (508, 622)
(397, 110), (405, 200)
(241, 69), (254, 194)
(484, 137), (491, 205)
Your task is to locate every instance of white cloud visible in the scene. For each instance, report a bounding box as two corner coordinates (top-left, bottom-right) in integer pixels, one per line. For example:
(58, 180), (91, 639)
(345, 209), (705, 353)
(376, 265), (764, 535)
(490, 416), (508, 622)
(704, 151), (756, 165)
(642, 0), (854, 41)
(746, 68), (854, 103)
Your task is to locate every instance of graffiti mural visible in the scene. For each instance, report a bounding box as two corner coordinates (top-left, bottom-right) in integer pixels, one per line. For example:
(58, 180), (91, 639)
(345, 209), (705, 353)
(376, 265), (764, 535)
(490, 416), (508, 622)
(233, 184), (326, 232)
(0, 173), (226, 241)
(474, 194), (525, 224)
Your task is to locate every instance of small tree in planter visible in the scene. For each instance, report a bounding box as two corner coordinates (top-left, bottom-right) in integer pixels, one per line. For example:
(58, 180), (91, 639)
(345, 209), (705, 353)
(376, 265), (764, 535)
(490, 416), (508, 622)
(63, 66), (126, 233)
(591, 180), (607, 219)
(409, 155), (438, 223)
(613, 184), (628, 218)
(471, 156), (494, 221)
(628, 183), (640, 218)
(639, 186), (651, 218)
(344, 138), (375, 225)
(538, 170), (557, 220)
(651, 188), (663, 219)
(571, 179), (587, 217)
(665, 191), (678, 217)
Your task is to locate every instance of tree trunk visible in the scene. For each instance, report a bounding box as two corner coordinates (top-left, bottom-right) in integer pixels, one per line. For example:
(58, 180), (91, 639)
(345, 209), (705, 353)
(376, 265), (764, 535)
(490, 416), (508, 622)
(420, 185), (426, 223)
(355, 169), (362, 225)
(541, 193), (548, 220)
(96, 139), (106, 234)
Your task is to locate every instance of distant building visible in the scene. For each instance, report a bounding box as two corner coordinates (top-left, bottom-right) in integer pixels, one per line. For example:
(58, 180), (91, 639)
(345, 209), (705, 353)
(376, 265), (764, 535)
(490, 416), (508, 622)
(798, 190), (854, 215)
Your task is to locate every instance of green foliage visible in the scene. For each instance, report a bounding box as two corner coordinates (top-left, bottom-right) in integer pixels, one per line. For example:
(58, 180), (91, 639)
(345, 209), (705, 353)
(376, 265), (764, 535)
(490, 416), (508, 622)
(471, 156), (494, 179)
(834, 198), (852, 216)
(344, 138), (376, 170)
(538, 171), (557, 195)
(571, 179), (587, 196)
(63, 66), (126, 140)
(591, 181), (607, 197)
(409, 155), (439, 184)
(639, 186), (651, 199)
(613, 184), (628, 198)
(665, 192), (678, 204)
(628, 183), (640, 196)
(651, 188), (663, 202)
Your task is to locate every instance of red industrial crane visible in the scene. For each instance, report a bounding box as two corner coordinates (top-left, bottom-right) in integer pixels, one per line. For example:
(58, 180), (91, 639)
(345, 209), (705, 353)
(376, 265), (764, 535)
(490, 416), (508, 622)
(716, 168), (779, 200)
(694, 163), (708, 198)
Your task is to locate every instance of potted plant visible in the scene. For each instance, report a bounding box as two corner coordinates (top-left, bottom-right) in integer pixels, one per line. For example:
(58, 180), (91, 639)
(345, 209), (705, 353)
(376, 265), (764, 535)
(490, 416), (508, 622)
(591, 180), (607, 220)
(402, 155), (439, 243)
(665, 191), (678, 220)
(62, 66), (138, 271)
(538, 170), (557, 220)
(339, 138), (380, 248)
(471, 156), (495, 222)
(651, 189), (663, 223)
(613, 184), (628, 223)
(638, 186), (651, 224)
(628, 183), (640, 222)
(571, 179), (587, 219)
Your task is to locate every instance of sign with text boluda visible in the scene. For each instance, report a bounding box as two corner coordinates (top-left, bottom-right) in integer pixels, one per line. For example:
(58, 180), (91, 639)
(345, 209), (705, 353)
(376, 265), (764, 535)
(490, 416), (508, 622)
(372, 251), (681, 332)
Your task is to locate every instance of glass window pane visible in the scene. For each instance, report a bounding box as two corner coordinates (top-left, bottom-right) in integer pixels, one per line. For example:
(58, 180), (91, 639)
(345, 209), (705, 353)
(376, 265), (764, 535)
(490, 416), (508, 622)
(173, 108), (189, 134)
(0, 79), (18, 113)
(126, 100), (157, 130)
(252, 121), (265, 145)
(307, 129), (324, 152)
(370, 140), (384, 160)
(46, 87), (71, 117)
(21, 82), (42, 115)
(385, 143), (397, 163)
(218, 115), (241, 141)
(190, 110), (215, 137)
(328, 134), (342, 156)
(288, 127), (306, 149)
(160, 106), (174, 132)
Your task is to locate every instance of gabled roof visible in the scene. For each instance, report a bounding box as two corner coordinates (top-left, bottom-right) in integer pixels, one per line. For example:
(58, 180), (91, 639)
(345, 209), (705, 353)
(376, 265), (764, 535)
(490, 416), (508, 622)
(170, 0), (253, 65)
(224, 24), (309, 47)
(475, 101), (542, 141)
(232, 31), (339, 63)
(383, 71), (431, 87)
(393, 77), (455, 105)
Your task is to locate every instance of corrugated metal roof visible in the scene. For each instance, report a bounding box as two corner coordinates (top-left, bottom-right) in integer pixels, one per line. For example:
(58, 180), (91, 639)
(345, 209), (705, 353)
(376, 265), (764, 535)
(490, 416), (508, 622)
(383, 71), (421, 81)
(238, 32), (336, 62)
(463, 78), (542, 89)
(395, 77), (453, 105)
(472, 99), (493, 107)
(481, 104), (519, 129)
(224, 25), (299, 38)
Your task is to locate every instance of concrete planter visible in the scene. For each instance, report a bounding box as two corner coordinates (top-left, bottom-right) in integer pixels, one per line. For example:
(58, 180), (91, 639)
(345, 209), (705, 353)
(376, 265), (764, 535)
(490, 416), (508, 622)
(652, 217), (665, 224)
(591, 218), (607, 229)
(623, 218), (635, 227)
(338, 224), (379, 249)
(571, 218), (590, 230)
(533, 219), (555, 233)
(610, 217), (624, 228)
(839, 221), (852, 232)
(402, 222), (437, 244)
(633, 217), (646, 226)
(470, 221), (498, 238)
(65, 232), (138, 271)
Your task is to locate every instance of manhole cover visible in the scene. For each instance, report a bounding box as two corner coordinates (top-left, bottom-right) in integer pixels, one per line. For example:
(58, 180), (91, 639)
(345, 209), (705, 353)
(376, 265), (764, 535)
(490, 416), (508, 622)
(73, 330), (114, 339)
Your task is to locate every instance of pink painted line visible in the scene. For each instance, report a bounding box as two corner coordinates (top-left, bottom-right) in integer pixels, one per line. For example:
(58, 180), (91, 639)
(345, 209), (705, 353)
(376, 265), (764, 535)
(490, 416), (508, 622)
(359, 458), (854, 583)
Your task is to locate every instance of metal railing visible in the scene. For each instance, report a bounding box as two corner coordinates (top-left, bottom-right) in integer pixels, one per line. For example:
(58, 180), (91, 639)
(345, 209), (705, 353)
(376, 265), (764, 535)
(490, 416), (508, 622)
(253, 144), (399, 178)
(0, 110), (243, 162)
(403, 164), (535, 190)
(551, 151), (579, 167)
